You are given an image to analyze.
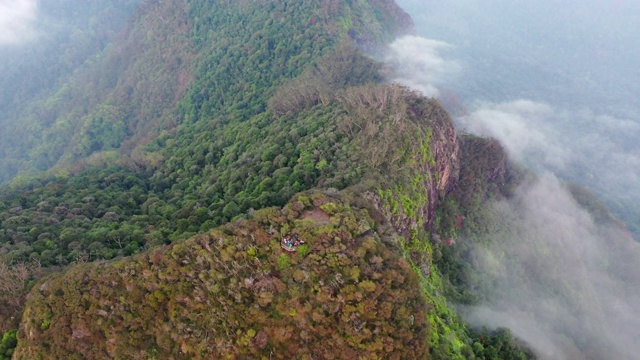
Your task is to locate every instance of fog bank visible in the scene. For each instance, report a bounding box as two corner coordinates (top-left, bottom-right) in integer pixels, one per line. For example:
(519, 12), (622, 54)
(457, 98), (640, 237)
(384, 35), (460, 97)
(461, 174), (640, 359)
(0, 0), (38, 45)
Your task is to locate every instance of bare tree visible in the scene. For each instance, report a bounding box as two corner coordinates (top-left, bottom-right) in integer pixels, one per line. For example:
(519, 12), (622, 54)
(0, 259), (41, 332)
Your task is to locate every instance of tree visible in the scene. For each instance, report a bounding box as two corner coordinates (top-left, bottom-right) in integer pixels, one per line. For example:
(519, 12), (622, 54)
(0, 330), (17, 360)
(0, 260), (40, 332)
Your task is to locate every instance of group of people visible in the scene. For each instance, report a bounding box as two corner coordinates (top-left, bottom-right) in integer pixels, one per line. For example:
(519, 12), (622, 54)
(281, 234), (305, 251)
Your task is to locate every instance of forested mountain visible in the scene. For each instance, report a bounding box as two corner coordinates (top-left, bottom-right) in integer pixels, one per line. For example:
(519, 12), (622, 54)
(0, 0), (411, 183)
(0, 0), (142, 183)
(0, 0), (636, 359)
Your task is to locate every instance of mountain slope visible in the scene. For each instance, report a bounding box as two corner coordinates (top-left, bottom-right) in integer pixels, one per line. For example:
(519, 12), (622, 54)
(16, 191), (428, 359)
(0, 0), (413, 182)
(0, 0), (141, 182)
(0, 0), (414, 267)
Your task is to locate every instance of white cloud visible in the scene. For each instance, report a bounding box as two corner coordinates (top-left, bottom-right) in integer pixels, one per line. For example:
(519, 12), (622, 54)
(385, 35), (461, 97)
(457, 99), (640, 229)
(464, 174), (640, 360)
(0, 0), (38, 45)
(457, 100), (570, 168)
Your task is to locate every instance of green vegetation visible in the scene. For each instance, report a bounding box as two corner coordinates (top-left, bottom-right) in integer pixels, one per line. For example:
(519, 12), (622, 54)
(470, 328), (536, 360)
(0, 0), (412, 182)
(16, 192), (428, 359)
(0, 0), (403, 266)
(0, 0), (142, 183)
(0, 0), (539, 358)
(0, 330), (17, 360)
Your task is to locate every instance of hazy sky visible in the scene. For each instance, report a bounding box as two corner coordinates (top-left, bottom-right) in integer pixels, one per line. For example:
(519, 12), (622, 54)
(396, 0), (640, 117)
(0, 0), (38, 45)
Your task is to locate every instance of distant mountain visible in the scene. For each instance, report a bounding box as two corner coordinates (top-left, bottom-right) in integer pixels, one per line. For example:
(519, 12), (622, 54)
(0, 0), (413, 183)
(0, 0), (141, 183)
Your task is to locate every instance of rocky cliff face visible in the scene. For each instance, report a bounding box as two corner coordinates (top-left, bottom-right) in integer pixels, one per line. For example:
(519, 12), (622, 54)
(368, 95), (461, 241)
(420, 99), (461, 224)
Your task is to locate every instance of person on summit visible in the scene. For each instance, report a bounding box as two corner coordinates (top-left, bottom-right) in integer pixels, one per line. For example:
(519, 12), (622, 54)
(281, 235), (305, 251)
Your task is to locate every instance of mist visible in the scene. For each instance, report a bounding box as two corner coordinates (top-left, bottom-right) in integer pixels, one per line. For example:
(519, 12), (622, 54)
(461, 174), (640, 359)
(0, 0), (38, 45)
(392, 1), (640, 225)
(0, 0), (140, 183)
(392, 1), (640, 358)
(383, 35), (461, 97)
(457, 100), (640, 236)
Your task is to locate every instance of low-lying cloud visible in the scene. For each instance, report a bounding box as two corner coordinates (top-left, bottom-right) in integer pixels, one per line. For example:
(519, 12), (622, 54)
(458, 99), (640, 235)
(450, 91), (640, 360)
(0, 0), (38, 45)
(461, 174), (640, 360)
(384, 35), (460, 97)
(457, 100), (568, 168)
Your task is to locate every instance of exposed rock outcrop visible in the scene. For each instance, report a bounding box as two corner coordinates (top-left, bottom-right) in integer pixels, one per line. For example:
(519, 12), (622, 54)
(367, 96), (461, 238)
